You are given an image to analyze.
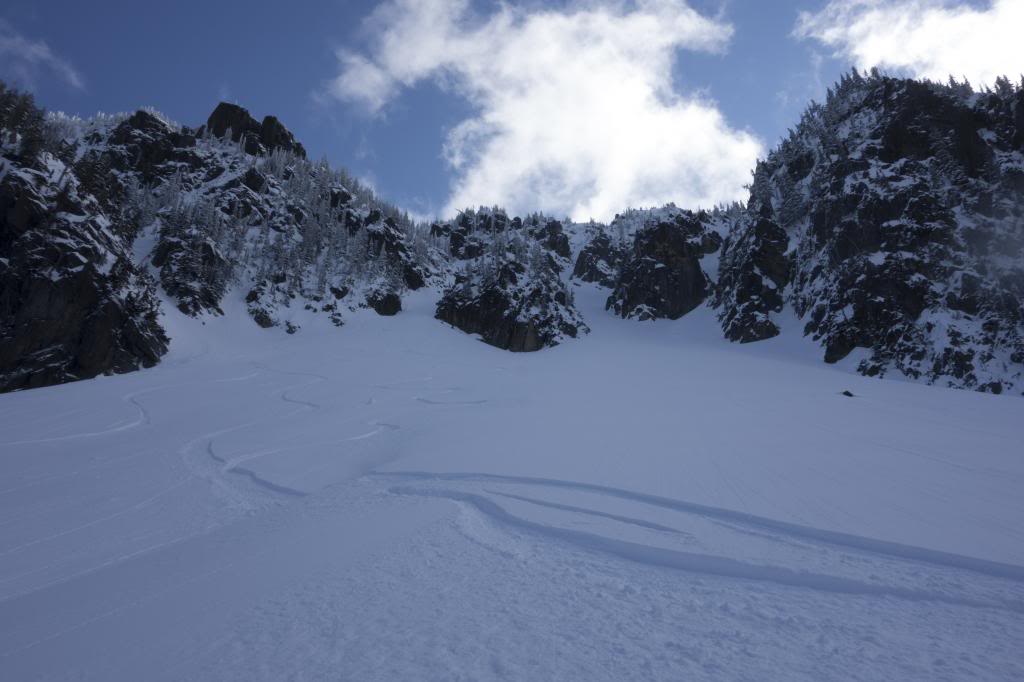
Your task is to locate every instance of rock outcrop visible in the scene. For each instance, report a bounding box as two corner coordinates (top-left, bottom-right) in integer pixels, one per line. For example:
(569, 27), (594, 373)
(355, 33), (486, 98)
(91, 101), (432, 328)
(607, 210), (720, 321)
(717, 72), (1024, 392)
(203, 102), (307, 159)
(715, 204), (789, 342)
(530, 219), (571, 261)
(571, 232), (628, 288)
(436, 236), (586, 352)
(3, 73), (1023, 394)
(0, 144), (167, 392)
(1, 84), (439, 391)
(366, 289), (402, 316)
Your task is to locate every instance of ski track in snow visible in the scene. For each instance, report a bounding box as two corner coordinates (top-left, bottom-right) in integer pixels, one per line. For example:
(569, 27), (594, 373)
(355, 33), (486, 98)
(0, 389), (151, 446)
(375, 471), (1024, 583)
(0, 369), (266, 448)
(251, 362), (327, 412)
(0, 476), (195, 558)
(414, 396), (489, 405)
(175, 360), (391, 504)
(1, 288), (1022, 680)
(386, 484), (1023, 614)
(486, 488), (695, 537)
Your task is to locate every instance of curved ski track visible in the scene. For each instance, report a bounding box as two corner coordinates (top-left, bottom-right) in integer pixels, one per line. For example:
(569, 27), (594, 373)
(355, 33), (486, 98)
(375, 471), (1024, 616)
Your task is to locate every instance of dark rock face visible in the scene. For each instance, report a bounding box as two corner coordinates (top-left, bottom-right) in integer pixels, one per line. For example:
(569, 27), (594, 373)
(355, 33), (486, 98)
(607, 211), (718, 320)
(437, 211), (498, 260)
(105, 111), (200, 184)
(367, 290), (402, 316)
(245, 279), (286, 329)
(363, 218), (430, 291)
(152, 234), (229, 316)
(717, 72), (1024, 392)
(204, 102), (306, 159)
(111, 102), (432, 328)
(259, 116), (302, 157)
(716, 205), (790, 342)
(429, 208), (588, 351)
(571, 233), (626, 287)
(532, 219), (571, 260)
(436, 250), (586, 352)
(445, 227), (481, 260)
(0, 83), (441, 391)
(0, 157), (167, 392)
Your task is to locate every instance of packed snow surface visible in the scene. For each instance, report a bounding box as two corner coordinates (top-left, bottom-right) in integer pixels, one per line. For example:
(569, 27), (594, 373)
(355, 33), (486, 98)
(2, 287), (1023, 681)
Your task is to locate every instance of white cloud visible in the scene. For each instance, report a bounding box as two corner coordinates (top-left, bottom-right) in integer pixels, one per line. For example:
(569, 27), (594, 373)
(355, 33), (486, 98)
(795, 0), (1024, 87)
(0, 19), (83, 90)
(325, 0), (762, 221)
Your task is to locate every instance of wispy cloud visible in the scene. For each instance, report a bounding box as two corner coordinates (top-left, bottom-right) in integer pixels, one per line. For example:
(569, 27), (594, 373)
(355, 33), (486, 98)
(795, 0), (1024, 87)
(323, 0), (762, 222)
(0, 19), (83, 91)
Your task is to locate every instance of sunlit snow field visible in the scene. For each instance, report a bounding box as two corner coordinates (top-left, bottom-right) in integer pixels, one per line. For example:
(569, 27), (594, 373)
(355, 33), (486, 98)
(2, 286), (1023, 680)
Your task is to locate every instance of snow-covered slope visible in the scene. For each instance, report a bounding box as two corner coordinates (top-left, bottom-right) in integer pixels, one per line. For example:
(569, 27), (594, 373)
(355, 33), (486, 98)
(1, 285), (1022, 681)
(2, 74), (1023, 679)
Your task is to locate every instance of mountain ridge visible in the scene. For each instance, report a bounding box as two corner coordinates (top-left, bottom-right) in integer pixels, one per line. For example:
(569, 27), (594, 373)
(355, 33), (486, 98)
(1, 70), (1022, 394)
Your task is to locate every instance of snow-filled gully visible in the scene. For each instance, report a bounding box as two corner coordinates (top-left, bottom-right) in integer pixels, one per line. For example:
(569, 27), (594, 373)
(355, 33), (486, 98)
(1, 288), (1022, 680)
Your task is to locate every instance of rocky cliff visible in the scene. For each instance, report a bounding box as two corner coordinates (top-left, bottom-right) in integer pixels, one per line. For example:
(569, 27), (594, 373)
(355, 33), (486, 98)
(0, 87), (167, 391)
(2, 71), (1023, 394)
(1, 86), (437, 391)
(434, 208), (586, 351)
(606, 208), (723, 321)
(717, 72), (1024, 392)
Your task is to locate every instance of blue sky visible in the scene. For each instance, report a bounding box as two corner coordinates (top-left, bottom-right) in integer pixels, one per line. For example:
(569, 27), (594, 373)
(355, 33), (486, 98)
(2, 0), (1019, 220)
